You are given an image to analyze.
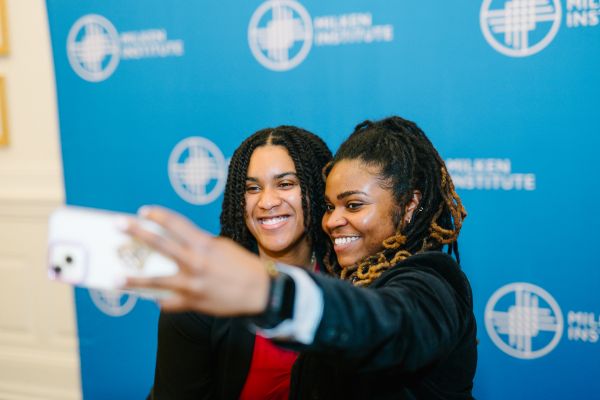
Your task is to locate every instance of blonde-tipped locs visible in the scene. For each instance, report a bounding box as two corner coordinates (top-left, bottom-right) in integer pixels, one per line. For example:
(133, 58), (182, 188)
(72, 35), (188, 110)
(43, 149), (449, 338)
(324, 116), (467, 286)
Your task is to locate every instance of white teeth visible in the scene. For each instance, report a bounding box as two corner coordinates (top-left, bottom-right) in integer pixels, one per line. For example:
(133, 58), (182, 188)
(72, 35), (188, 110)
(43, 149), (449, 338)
(260, 216), (289, 225)
(334, 236), (360, 245)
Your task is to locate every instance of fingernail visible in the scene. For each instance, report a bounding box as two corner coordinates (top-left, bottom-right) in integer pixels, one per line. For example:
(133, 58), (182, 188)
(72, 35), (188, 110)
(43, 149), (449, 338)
(115, 217), (130, 232)
(138, 206), (151, 218)
(114, 275), (126, 288)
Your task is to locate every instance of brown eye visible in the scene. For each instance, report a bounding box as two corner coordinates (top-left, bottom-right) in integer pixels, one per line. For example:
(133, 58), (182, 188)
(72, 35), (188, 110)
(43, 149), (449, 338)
(245, 185), (260, 193)
(347, 202), (363, 210)
(278, 180), (296, 189)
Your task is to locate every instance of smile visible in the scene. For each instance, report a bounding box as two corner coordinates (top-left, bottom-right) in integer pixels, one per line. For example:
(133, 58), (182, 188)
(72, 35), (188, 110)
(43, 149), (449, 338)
(334, 236), (360, 246)
(259, 216), (290, 226)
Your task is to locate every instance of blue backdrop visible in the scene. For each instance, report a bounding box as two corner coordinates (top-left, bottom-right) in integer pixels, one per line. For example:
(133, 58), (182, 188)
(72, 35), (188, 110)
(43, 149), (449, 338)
(46, 1), (600, 398)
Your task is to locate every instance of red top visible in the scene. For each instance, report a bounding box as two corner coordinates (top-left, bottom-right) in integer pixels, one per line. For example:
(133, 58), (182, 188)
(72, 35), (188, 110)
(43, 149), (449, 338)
(239, 335), (299, 400)
(240, 261), (318, 399)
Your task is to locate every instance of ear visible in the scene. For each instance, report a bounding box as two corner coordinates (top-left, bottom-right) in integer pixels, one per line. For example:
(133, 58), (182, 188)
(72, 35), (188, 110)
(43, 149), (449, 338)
(403, 190), (422, 224)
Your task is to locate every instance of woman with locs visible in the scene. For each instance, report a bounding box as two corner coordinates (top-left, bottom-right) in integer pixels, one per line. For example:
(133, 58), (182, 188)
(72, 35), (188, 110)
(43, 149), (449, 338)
(128, 116), (477, 399)
(149, 126), (333, 399)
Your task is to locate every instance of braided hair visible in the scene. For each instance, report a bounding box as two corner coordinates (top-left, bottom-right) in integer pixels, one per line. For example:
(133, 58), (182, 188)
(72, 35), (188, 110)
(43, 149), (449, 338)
(220, 126), (333, 270)
(324, 116), (467, 286)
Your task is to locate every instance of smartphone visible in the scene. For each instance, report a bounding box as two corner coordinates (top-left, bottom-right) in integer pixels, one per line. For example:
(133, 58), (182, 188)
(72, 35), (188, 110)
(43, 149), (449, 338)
(47, 206), (178, 297)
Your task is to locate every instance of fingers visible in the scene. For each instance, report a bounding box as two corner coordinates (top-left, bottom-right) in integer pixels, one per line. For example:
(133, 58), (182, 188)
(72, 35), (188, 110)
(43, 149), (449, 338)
(125, 219), (196, 273)
(138, 206), (210, 249)
(158, 295), (190, 312)
(127, 273), (206, 296)
(126, 274), (188, 292)
(126, 275), (205, 312)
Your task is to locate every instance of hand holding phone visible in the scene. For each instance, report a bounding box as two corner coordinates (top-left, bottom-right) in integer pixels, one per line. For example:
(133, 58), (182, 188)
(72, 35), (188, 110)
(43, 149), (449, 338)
(47, 206), (178, 297)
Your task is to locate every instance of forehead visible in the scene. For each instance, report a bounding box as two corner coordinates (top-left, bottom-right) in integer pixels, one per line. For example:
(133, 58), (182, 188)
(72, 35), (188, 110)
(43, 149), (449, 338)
(325, 159), (382, 192)
(247, 145), (296, 175)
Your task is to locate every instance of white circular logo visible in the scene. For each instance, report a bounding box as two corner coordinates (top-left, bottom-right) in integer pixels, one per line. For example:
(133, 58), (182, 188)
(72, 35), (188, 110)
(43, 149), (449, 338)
(485, 282), (563, 359)
(480, 0), (562, 57)
(248, 0), (313, 71)
(67, 14), (121, 82)
(168, 137), (227, 205)
(89, 289), (137, 317)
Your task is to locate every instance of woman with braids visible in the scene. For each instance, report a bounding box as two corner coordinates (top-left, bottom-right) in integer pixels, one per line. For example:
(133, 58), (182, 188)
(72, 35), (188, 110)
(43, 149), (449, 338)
(149, 126), (333, 399)
(128, 116), (477, 399)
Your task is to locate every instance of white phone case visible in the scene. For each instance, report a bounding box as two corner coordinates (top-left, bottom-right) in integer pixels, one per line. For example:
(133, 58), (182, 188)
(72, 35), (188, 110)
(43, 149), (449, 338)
(47, 206), (178, 297)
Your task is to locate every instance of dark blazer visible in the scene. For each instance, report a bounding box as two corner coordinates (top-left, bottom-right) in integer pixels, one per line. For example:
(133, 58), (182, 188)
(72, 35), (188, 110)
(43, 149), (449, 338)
(150, 313), (256, 400)
(151, 251), (476, 400)
(286, 251), (477, 399)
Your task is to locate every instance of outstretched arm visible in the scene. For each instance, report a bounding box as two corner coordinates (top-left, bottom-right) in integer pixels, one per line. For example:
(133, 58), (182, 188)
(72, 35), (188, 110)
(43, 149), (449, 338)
(125, 206), (471, 372)
(291, 263), (471, 372)
(125, 206), (270, 316)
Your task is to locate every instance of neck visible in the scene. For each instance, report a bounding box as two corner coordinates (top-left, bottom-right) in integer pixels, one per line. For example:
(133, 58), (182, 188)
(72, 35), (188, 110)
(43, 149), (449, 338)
(258, 239), (314, 270)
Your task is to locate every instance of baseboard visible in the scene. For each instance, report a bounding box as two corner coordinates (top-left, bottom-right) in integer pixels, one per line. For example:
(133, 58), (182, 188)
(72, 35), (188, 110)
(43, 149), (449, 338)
(0, 381), (80, 400)
(0, 346), (80, 400)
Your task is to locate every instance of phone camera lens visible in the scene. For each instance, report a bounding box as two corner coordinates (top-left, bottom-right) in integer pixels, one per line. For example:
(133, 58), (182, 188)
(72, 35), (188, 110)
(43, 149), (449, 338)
(53, 265), (62, 275)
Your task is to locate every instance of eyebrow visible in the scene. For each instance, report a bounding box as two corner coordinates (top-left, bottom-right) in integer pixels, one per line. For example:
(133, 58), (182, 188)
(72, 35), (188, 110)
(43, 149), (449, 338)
(336, 190), (368, 200)
(246, 172), (298, 182)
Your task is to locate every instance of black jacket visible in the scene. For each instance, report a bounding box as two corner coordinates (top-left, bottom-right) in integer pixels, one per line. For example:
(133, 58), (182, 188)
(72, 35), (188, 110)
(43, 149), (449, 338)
(287, 252), (477, 399)
(151, 313), (255, 399)
(151, 251), (476, 399)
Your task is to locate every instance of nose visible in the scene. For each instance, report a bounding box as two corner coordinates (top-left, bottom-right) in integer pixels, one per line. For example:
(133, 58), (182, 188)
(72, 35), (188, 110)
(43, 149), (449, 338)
(323, 207), (347, 232)
(257, 187), (282, 210)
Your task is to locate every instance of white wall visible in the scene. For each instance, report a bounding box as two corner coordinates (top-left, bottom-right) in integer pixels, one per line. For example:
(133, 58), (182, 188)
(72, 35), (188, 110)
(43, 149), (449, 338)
(0, 0), (81, 399)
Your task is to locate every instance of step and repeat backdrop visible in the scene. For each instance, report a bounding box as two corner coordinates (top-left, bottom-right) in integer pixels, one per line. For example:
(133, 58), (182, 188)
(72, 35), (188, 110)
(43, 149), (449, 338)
(45, 1), (599, 399)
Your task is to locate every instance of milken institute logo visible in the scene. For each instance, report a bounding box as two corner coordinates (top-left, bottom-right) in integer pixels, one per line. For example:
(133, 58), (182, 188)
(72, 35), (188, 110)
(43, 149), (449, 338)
(485, 282), (564, 359)
(480, 0), (562, 57)
(67, 14), (121, 82)
(67, 13), (184, 82)
(89, 289), (138, 317)
(248, 0), (313, 71)
(168, 137), (227, 205)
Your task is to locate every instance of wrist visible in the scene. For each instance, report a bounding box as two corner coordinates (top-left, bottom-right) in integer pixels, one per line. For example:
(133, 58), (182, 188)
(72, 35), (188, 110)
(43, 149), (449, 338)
(247, 261), (271, 315)
(251, 261), (296, 329)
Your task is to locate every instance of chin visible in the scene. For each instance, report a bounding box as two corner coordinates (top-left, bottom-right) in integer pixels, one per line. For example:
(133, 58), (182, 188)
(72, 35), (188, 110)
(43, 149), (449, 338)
(338, 258), (357, 269)
(337, 252), (368, 269)
(262, 240), (294, 253)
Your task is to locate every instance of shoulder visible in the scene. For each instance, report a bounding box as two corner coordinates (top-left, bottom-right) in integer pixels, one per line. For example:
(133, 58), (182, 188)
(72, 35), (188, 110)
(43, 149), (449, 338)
(378, 251), (473, 306)
(159, 312), (238, 341)
(397, 250), (458, 269)
(383, 251), (462, 278)
(159, 312), (258, 348)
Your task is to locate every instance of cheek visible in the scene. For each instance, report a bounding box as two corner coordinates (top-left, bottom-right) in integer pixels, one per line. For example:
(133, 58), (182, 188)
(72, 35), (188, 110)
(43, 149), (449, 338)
(357, 211), (391, 250)
(321, 213), (329, 232)
(286, 192), (304, 218)
(244, 196), (255, 220)
(356, 212), (377, 233)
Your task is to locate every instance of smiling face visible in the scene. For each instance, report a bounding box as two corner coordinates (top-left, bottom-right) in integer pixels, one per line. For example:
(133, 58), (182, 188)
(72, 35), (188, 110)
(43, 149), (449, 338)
(322, 159), (399, 269)
(244, 145), (311, 264)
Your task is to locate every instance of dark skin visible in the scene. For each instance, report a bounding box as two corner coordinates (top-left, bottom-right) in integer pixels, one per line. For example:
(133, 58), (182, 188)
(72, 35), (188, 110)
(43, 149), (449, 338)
(125, 205), (270, 316)
(125, 160), (420, 317)
(323, 159), (420, 269)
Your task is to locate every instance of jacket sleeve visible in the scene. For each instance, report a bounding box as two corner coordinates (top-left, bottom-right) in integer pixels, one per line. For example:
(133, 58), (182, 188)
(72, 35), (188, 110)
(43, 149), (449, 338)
(151, 311), (216, 399)
(293, 258), (472, 373)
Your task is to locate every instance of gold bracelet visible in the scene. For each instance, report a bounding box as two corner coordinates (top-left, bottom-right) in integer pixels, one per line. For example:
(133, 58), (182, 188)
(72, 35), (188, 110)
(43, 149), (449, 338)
(263, 260), (280, 278)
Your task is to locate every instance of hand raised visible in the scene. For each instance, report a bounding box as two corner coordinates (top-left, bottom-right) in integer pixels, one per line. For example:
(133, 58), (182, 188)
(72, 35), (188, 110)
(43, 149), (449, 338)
(124, 206), (269, 316)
